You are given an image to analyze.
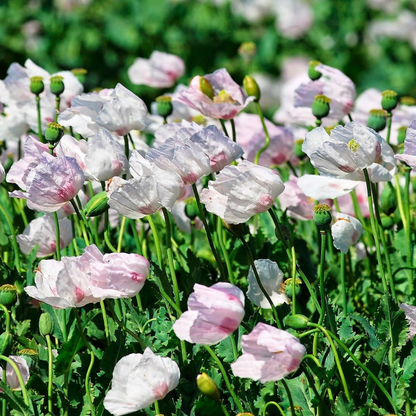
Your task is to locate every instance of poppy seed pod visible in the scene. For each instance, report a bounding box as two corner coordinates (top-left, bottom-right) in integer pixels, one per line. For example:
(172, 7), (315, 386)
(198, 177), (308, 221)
(84, 191), (109, 217)
(30, 76), (44, 96)
(312, 95), (331, 120)
(156, 96), (173, 118)
(71, 68), (87, 84)
(381, 90), (398, 113)
(45, 122), (64, 144)
(50, 75), (65, 96)
(367, 109), (387, 132)
(285, 314), (309, 330)
(0, 285), (17, 308)
(243, 75), (261, 102)
(313, 204), (332, 229)
(380, 185), (396, 216)
(308, 60), (322, 81)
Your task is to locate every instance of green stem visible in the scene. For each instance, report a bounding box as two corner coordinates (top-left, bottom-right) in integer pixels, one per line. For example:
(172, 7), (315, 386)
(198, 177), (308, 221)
(263, 401), (286, 416)
(254, 102), (270, 165)
(318, 231), (327, 325)
(123, 135), (130, 161)
(291, 246), (296, 314)
(70, 199), (90, 245)
(216, 217), (234, 285)
(154, 400), (160, 414)
(0, 355), (30, 406)
(53, 212), (61, 261)
(204, 346), (244, 413)
(0, 202), (21, 272)
(340, 252), (347, 316)
(117, 216), (127, 252)
(46, 334), (54, 414)
(230, 118), (236, 143)
(363, 169), (388, 292)
(404, 167), (413, 292)
(104, 230), (117, 253)
(240, 237), (282, 328)
(281, 379), (296, 416)
(386, 112), (392, 145)
(192, 184), (227, 279)
(220, 403), (231, 416)
(55, 96), (60, 122)
(302, 355), (334, 403)
(0, 305), (10, 334)
(219, 119), (229, 137)
(36, 95), (44, 143)
(100, 301), (110, 347)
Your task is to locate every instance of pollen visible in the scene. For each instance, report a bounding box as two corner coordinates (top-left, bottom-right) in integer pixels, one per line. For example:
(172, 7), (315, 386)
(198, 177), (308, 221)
(348, 139), (360, 152)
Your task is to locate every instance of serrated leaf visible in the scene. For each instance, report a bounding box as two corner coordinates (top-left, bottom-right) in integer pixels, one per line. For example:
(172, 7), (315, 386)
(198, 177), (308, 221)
(258, 211), (277, 243)
(215, 336), (235, 363)
(0, 380), (33, 415)
(334, 393), (361, 415)
(278, 375), (315, 416)
(351, 313), (380, 349)
(401, 338), (416, 384)
(55, 334), (85, 376)
(338, 316), (357, 342)
(15, 320), (31, 337)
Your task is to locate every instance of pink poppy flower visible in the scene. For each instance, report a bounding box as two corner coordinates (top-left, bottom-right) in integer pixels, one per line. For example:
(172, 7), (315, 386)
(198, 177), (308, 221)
(10, 153), (85, 213)
(128, 51), (185, 88)
(200, 160), (285, 224)
(104, 348), (180, 416)
(231, 323), (306, 383)
(173, 68), (255, 120)
(331, 212), (363, 254)
(173, 283), (245, 345)
(395, 120), (416, 168)
(1, 356), (30, 390)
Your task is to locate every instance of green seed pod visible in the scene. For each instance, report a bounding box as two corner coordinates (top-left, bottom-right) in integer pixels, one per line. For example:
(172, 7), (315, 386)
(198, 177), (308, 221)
(284, 278), (302, 299)
(294, 139), (306, 160)
(380, 185), (397, 216)
(71, 68), (87, 84)
(156, 96), (173, 118)
(45, 122), (64, 144)
(397, 126), (407, 146)
(313, 204), (332, 230)
(367, 109), (387, 132)
(50, 75), (65, 96)
(400, 96), (416, 107)
(30, 76), (45, 96)
(380, 214), (395, 230)
(84, 191), (109, 217)
(199, 77), (214, 100)
(285, 314), (309, 330)
(39, 312), (54, 336)
(0, 285), (17, 308)
(197, 373), (220, 401)
(243, 75), (261, 102)
(238, 42), (257, 63)
(312, 95), (331, 120)
(381, 90), (398, 113)
(308, 60), (322, 81)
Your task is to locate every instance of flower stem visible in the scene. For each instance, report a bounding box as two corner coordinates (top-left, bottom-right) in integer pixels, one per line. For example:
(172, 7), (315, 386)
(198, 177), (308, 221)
(55, 96), (60, 122)
(263, 401), (286, 416)
(230, 118), (236, 142)
(340, 252), (347, 315)
(100, 301), (110, 347)
(216, 217), (234, 285)
(123, 135), (130, 161)
(0, 305), (11, 334)
(281, 379), (296, 416)
(53, 212), (61, 261)
(36, 95), (44, 143)
(219, 119), (229, 137)
(154, 400), (160, 414)
(254, 102), (270, 165)
(117, 216), (127, 253)
(45, 334), (54, 414)
(204, 345), (244, 413)
(0, 201), (21, 273)
(70, 199), (90, 245)
(291, 246), (296, 314)
(386, 112), (392, 144)
(0, 355), (30, 406)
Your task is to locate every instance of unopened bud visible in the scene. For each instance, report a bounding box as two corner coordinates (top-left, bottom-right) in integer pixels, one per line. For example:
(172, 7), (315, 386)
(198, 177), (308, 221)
(312, 95), (331, 120)
(39, 312), (54, 336)
(285, 314), (309, 329)
(30, 76), (44, 96)
(71, 68), (87, 84)
(238, 42), (257, 63)
(313, 204), (332, 230)
(0, 285), (17, 308)
(308, 61), (322, 81)
(367, 109), (387, 132)
(45, 122), (64, 144)
(380, 214), (395, 230)
(199, 77), (214, 100)
(243, 75), (260, 102)
(381, 90), (398, 113)
(380, 185), (396, 216)
(294, 139), (306, 160)
(184, 198), (199, 221)
(197, 373), (220, 401)
(397, 126), (407, 146)
(84, 191), (109, 217)
(156, 96), (173, 118)
(50, 75), (65, 96)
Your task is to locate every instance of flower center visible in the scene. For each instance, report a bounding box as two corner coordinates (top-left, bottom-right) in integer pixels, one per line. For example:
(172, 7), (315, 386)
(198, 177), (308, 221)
(213, 90), (238, 104)
(348, 139), (360, 153)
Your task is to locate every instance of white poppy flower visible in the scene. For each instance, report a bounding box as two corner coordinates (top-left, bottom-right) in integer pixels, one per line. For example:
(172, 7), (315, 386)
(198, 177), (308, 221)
(331, 212), (363, 254)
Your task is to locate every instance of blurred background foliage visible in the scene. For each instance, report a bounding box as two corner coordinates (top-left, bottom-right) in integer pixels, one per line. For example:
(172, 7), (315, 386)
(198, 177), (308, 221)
(1, 0), (416, 109)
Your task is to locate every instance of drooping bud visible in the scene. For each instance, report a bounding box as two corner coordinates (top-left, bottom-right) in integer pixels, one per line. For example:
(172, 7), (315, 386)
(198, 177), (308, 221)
(84, 191), (109, 217)
(380, 185), (397, 216)
(400, 96), (416, 106)
(39, 312), (54, 336)
(367, 109), (387, 132)
(243, 75), (260, 102)
(238, 42), (257, 64)
(184, 198), (199, 221)
(294, 139), (306, 160)
(284, 277), (302, 299)
(30, 76), (45, 96)
(285, 314), (309, 330)
(381, 90), (398, 113)
(71, 68), (87, 84)
(0, 284), (17, 308)
(199, 77), (214, 100)
(49, 75), (65, 96)
(308, 60), (322, 81)
(45, 122), (64, 144)
(197, 373), (220, 401)
(156, 96), (173, 118)
(313, 204), (332, 230)
(312, 95), (331, 121)
(380, 214), (395, 230)
(397, 126), (407, 146)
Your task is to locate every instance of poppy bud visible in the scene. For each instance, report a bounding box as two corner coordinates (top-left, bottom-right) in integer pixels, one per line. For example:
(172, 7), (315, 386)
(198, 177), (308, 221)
(381, 90), (398, 113)
(238, 42), (257, 63)
(397, 126), (407, 146)
(30, 76), (44, 96)
(156, 96), (173, 118)
(294, 139), (306, 160)
(312, 95), (331, 120)
(380, 214), (395, 230)
(184, 198), (199, 221)
(71, 68), (87, 84)
(84, 191), (109, 217)
(197, 373), (220, 401)
(285, 314), (309, 330)
(243, 75), (260, 102)
(50, 75), (65, 96)
(380, 185), (396, 216)
(308, 60), (322, 81)
(39, 312), (54, 336)
(199, 77), (214, 100)
(367, 109), (387, 132)
(45, 122), (64, 144)
(313, 204), (332, 230)
(0, 285), (17, 308)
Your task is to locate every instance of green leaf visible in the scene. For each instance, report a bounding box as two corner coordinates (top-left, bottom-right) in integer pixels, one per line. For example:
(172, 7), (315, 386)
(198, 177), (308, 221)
(258, 211), (277, 243)
(55, 333), (85, 376)
(401, 338), (416, 385)
(15, 320), (31, 337)
(334, 393), (361, 415)
(215, 336), (235, 363)
(350, 313), (380, 349)
(278, 376), (315, 416)
(0, 380), (33, 415)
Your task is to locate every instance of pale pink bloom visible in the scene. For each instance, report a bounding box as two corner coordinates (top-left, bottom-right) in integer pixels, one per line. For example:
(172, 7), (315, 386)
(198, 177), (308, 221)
(295, 64), (356, 122)
(279, 175), (314, 220)
(25, 245), (150, 308)
(173, 68), (255, 120)
(58, 189), (89, 218)
(55, 134), (90, 177)
(153, 120), (202, 147)
(10, 153), (85, 213)
(0, 356), (30, 390)
(128, 51), (185, 88)
(173, 283), (245, 345)
(231, 0), (275, 23)
(395, 120), (416, 168)
(104, 348), (180, 416)
(400, 303), (416, 340)
(247, 259), (288, 308)
(54, 0), (91, 12)
(273, 0), (314, 39)
(17, 215), (73, 257)
(200, 160), (285, 224)
(0, 101), (29, 141)
(331, 212), (363, 254)
(231, 323), (306, 383)
(171, 200), (203, 234)
(367, 0), (398, 13)
(107, 151), (183, 219)
(302, 122), (396, 182)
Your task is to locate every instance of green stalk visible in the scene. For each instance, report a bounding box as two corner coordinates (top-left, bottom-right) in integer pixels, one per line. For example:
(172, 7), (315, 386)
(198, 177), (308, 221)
(55, 96), (60, 122)
(0, 355), (30, 406)
(220, 403), (231, 416)
(394, 174), (407, 231)
(154, 400), (160, 415)
(45, 334), (54, 414)
(240, 237), (282, 329)
(291, 246), (296, 314)
(0, 305), (11, 334)
(123, 135), (130, 161)
(53, 212), (61, 261)
(303, 355), (334, 403)
(363, 169), (388, 292)
(192, 184), (227, 279)
(263, 402), (286, 416)
(117, 216), (127, 253)
(219, 120), (229, 137)
(70, 199), (90, 245)
(318, 231), (327, 325)
(36, 95), (44, 143)
(204, 346), (244, 413)
(216, 217), (234, 285)
(386, 113), (392, 144)
(340, 252), (347, 316)
(230, 118), (237, 142)
(254, 102), (270, 164)
(281, 379), (296, 416)
(0, 202), (21, 272)
(100, 301), (110, 347)
(404, 167), (413, 292)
